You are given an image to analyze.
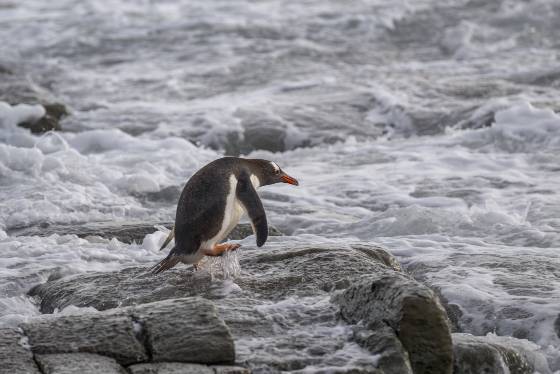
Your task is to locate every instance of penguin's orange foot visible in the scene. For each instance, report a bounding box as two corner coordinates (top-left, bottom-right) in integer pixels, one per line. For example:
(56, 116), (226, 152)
(225, 243), (241, 251)
(204, 243), (241, 257)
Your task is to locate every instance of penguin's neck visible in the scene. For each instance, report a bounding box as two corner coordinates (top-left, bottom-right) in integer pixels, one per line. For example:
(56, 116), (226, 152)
(250, 174), (261, 189)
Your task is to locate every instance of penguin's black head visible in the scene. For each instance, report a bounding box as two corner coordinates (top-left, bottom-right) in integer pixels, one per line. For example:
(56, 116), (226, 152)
(249, 159), (299, 187)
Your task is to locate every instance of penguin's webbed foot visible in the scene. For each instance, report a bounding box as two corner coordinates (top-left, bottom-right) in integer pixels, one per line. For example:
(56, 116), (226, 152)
(204, 243), (241, 257)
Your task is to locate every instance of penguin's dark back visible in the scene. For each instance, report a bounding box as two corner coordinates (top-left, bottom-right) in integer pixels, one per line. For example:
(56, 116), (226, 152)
(174, 157), (240, 250)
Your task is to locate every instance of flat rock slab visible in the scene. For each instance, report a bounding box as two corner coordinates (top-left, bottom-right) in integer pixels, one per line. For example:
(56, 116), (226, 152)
(132, 298), (234, 364)
(29, 266), (218, 314)
(20, 310), (147, 365)
(236, 244), (402, 300)
(30, 244), (401, 314)
(211, 366), (251, 374)
(19, 297), (233, 366)
(35, 353), (126, 374)
(0, 327), (41, 374)
(9, 222), (282, 244)
(129, 363), (214, 374)
(334, 272), (453, 374)
(452, 333), (550, 374)
(128, 363), (251, 374)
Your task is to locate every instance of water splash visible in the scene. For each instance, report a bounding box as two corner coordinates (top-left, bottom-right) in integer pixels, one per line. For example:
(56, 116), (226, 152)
(201, 248), (242, 280)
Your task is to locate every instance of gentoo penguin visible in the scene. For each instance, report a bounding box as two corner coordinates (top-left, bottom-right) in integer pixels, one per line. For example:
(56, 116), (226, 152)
(150, 157), (298, 274)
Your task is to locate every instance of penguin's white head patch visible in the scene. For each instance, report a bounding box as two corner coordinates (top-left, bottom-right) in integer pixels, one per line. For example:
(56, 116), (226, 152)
(270, 161), (280, 172)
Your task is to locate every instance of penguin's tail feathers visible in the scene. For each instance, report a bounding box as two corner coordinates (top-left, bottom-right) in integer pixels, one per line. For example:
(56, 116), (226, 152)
(150, 247), (181, 275)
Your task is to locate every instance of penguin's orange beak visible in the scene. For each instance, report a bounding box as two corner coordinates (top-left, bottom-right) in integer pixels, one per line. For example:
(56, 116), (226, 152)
(281, 173), (299, 186)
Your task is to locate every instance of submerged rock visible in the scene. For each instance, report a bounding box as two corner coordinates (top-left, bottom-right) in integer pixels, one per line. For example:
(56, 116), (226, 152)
(452, 333), (551, 374)
(334, 273), (453, 374)
(18, 102), (68, 133)
(0, 68), (69, 134)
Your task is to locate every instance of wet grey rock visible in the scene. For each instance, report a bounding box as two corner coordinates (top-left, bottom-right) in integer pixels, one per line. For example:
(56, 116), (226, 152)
(18, 102), (68, 133)
(12, 298), (234, 370)
(211, 365), (251, 374)
(20, 297), (233, 366)
(35, 353), (126, 374)
(128, 363), (251, 374)
(431, 288), (463, 333)
(10, 221), (282, 244)
(20, 310), (147, 365)
(452, 333), (551, 374)
(228, 223), (282, 243)
(333, 272), (453, 374)
(132, 298), (235, 364)
(18, 113), (61, 133)
(220, 110), (290, 155)
(128, 363), (214, 374)
(28, 243), (405, 372)
(0, 66), (69, 133)
(236, 245), (401, 300)
(143, 185), (183, 203)
(0, 327), (41, 374)
(29, 266), (216, 313)
(352, 323), (413, 374)
(30, 244), (399, 314)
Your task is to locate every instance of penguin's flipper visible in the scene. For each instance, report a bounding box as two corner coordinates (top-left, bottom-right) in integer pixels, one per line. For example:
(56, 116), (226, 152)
(236, 171), (268, 247)
(159, 226), (175, 251)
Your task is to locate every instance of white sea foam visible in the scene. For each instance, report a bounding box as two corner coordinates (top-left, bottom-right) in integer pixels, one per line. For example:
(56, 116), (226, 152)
(56, 305), (99, 316)
(2, 0), (560, 370)
(0, 233), (166, 327)
(0, 102), (45, 129)
(0, 126), (217, 230)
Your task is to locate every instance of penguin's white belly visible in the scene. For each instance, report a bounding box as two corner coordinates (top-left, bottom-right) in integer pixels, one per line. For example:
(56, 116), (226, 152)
(200, 174), (246, 250)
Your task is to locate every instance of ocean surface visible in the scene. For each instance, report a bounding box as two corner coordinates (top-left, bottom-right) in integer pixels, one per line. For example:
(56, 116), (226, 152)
(1, 0), (560, 371)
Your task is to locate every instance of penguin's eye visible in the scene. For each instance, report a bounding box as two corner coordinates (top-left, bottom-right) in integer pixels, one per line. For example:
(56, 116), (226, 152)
(274, 169), (280, 175)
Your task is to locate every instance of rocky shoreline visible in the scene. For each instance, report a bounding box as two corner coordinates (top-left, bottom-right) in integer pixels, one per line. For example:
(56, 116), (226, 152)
(0, 223), (549, 374)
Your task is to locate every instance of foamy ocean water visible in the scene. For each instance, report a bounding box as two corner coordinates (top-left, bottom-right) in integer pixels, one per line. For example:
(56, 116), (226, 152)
(1, 0), (560, 371)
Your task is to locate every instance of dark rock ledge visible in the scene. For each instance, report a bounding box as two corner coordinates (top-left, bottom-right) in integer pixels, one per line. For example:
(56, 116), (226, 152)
(18, 102), (68, 134)
(1, 242), (547, 374)
(333, 273), (453, 374)
(9, 222), (282, 244)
